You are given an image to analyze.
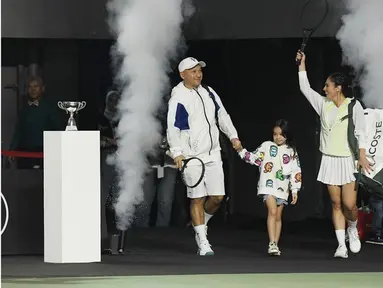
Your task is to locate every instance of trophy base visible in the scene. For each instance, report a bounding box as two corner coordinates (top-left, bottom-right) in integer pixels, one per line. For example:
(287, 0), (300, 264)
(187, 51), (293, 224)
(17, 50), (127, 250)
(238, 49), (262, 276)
(65, 125), (78, 131)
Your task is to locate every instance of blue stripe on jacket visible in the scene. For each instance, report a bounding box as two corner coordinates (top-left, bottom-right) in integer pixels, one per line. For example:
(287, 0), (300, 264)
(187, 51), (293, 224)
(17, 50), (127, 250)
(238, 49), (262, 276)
(206, 89), (220, 113)
(174, 103), (189, 130)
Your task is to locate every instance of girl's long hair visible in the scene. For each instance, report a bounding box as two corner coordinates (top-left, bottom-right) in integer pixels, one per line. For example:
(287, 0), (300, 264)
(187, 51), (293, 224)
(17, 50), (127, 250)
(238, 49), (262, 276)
(274, 119), (297, 156)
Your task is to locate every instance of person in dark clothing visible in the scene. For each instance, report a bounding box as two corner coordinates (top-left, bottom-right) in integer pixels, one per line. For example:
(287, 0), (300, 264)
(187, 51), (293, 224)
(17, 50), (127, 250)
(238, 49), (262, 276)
(366, 196), (383, 245)
(9, 76), (60, 169)
(135, 136), (178, 228)
(100, 89), (125, 255)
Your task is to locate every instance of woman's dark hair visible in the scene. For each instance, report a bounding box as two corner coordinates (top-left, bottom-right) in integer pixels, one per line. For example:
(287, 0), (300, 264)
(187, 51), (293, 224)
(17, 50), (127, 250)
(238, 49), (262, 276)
(328, 72), (352, 97)
(274, 119), (297, 156)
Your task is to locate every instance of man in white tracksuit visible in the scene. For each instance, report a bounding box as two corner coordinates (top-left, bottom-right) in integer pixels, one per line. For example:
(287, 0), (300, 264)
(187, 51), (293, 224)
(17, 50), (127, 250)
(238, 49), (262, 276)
(167, 57), (242, 256)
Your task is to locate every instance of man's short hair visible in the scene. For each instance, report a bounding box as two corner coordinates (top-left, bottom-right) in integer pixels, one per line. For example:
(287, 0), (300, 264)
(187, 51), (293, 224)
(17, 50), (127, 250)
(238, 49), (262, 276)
(27, 75), (44, 86)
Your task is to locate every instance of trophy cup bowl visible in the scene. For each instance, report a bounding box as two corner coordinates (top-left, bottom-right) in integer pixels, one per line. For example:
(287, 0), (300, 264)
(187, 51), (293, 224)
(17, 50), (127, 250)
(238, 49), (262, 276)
(58, 101), (86, 131)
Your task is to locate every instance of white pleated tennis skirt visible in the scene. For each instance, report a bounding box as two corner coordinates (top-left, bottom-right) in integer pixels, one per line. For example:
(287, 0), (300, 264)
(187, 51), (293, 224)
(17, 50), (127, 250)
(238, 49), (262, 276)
(317, 154), (356, 186)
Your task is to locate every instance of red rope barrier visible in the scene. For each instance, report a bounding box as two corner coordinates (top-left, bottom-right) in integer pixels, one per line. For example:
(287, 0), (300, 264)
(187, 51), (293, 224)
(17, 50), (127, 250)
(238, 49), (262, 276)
(1, 150), (44, 158)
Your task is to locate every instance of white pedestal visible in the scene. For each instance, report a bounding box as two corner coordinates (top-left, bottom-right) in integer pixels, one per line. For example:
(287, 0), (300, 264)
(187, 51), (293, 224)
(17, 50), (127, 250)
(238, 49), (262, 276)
(43, 131), (101, 263)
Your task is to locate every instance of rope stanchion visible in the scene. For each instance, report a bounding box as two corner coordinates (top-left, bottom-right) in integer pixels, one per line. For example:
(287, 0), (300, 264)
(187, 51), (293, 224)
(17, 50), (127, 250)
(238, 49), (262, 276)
(1, 150), (43, 158)
(1, 193), (10, 235)
(1, 150), (43, 234)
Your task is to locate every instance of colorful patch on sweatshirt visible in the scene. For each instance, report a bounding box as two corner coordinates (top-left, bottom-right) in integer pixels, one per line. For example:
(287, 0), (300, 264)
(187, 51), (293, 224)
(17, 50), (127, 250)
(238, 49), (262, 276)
(264, 162), (273, 173)
(282, 154), (290, 164)
(269, 145), (278, 157)
(266, 179), (273, 187)
(244, 151), (251, 162)
(276, 169), (285, 181)
(295, 172), (302, 183)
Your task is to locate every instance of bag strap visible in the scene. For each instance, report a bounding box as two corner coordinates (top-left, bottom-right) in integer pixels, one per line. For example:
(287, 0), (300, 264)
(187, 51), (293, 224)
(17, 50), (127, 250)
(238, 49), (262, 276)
(340, 98), (359, 160)
(355, 167), (365, 207)
(340, 99), (365, 201)
(201, 84), (219, 126)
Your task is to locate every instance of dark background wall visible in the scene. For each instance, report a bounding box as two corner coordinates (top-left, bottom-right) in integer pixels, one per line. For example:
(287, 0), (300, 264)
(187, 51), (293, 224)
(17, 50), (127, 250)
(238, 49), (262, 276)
(2, 0), (344, 39)
(1, 0), (351, 255)
(1, 37), (346, 254)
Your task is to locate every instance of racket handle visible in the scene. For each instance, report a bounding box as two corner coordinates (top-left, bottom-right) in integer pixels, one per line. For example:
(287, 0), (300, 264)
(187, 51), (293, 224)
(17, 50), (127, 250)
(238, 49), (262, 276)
(296, 58), (302, 66)
(296, 45), (306, 66)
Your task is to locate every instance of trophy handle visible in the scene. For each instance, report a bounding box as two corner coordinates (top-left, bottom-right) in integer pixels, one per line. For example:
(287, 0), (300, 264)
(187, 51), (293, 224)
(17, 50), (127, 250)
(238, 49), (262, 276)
(78, 101), (87, 111)
(57, 101), (69, 114)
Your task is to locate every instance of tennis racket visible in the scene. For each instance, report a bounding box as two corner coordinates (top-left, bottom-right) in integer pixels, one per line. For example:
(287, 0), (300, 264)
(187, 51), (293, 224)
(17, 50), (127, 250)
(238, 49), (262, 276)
(296, 0), (329, 65)
(180, 157), (205, 188)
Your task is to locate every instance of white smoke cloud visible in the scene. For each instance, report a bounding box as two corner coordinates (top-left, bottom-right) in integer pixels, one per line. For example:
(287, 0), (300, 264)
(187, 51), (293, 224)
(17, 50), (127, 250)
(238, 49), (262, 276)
(107, 0), (194, 230)
(336, 0), (383, 108)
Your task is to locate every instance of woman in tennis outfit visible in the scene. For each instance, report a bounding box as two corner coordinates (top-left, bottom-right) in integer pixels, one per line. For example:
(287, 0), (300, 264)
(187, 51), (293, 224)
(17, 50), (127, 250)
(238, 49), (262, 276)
(296, 51), (372, 258)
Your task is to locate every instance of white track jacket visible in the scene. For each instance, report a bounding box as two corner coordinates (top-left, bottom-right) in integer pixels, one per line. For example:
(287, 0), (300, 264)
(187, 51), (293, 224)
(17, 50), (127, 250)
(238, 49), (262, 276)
(166, 82), (238, 163)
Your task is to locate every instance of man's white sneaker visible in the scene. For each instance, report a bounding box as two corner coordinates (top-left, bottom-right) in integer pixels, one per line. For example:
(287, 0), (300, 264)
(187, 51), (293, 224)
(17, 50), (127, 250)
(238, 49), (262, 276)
(198, 240), (214, 256)
(347, 227), (361, 253)
(195, 225), (208, 248)
(334, 245), (348, 258)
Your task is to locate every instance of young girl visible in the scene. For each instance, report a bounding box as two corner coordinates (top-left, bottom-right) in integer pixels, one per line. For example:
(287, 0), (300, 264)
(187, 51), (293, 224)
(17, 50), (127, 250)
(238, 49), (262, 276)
(238, 119), (302, 256)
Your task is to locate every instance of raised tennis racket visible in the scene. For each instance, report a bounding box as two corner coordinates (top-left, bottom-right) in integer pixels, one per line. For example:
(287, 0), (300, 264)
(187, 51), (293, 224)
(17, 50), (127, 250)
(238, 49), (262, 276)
(296, 0), (329, 65)
(180, 157), (205, 188)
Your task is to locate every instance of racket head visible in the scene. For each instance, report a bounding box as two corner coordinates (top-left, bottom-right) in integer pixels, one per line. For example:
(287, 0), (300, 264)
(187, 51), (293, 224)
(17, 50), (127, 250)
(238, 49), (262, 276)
(300, 0), (329, 31)
(297, 0), (329, 56)
(180, 157), (205, 188)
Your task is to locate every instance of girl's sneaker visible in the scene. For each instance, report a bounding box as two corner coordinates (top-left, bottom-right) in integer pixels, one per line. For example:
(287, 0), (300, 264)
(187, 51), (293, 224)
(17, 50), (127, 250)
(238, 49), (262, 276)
(268, 241), (280, 256)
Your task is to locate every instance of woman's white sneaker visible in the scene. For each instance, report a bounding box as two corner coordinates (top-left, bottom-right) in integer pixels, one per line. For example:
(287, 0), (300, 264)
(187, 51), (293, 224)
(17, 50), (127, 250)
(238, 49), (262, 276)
(347, 227), (361, 253)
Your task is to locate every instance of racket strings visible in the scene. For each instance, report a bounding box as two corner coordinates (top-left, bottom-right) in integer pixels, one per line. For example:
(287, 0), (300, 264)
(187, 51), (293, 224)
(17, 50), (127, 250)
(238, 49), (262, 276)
(181, 158), (205, 188)
(300, 0), (329, 30)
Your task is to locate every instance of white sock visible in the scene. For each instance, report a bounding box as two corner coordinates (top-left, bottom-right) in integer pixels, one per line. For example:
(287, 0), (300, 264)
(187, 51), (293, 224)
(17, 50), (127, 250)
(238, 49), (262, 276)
(347, 220), (358, 229)
(204, 212), (213, 225)
(335, 230), (346, 247)
(194, 225), (207, 242)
